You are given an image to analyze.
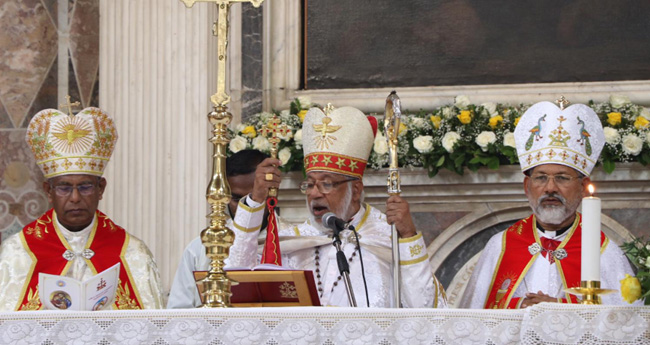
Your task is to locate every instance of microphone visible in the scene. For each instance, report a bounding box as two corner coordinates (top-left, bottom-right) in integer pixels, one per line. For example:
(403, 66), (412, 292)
(322, 212), (348, 233)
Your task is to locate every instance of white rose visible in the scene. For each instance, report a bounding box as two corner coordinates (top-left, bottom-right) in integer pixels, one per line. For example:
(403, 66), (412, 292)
(454, 95), (471, 109)
(235, 123), (246, 132)
(442, 131), (460, 153)
(373, 133), (388, 155)
(481, 102), (498, 117)
(603, 127), (620, 145)
(413, 135), (434, 153)
(410, 117), (425, 127)
(297, 96), (312, 108)
(640, 107), (650, 120)
(294, 129), (303, 144)
(252, 136), (271, 151)
(476, 131), (497, 152)
(229, 135), (248, 153)
(441, 107), (454, 119)
(646, 131), (650, 145)
(621, 134), (643, 156)
(503, 131), (516, 148)
(280, 109), (291, 117)
(609, 94), (630, 108)
(278, 147), (291, 166)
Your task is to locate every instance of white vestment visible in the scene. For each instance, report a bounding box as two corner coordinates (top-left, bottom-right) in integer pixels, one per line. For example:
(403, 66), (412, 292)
(0, 214), (163, 310)
(460, 224), (640, 308)
(229, 198), (447, 308)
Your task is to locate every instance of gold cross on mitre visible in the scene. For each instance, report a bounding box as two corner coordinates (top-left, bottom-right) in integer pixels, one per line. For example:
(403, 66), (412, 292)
(260, 115), (291, 158)
(180, 0), (264, 107)
(556, 96), (570, 110)
(59, 95), (81, 117)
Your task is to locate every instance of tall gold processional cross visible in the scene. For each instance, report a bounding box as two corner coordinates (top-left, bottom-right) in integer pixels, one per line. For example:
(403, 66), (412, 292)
(181, 0), (265, 308)
(181, 0), (264, 106)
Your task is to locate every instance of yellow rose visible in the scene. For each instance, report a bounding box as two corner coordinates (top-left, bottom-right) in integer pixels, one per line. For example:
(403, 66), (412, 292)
(514, 116), (521, 127)
(634, 116), (649, 129)
(620, 274), (642, 304)
(607, 112), (622, 126)
(241, 125), (257, 138)
(297, 110), (308, 123)
(430, 115), (442, 129)
(398, 122), (407, 134)
(457, 110), (472, 124)
(488, 115), (503, 129)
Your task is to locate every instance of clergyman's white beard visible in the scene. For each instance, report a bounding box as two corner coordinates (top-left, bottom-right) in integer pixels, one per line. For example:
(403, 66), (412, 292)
(307, 184), (353, 234)
(528, 192), (580, 225)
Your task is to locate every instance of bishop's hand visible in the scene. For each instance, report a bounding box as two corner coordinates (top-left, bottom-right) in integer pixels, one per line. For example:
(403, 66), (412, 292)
(521, 291), (558, 308)
(385, 195), (417, 238)
(251, 158), (282, 203)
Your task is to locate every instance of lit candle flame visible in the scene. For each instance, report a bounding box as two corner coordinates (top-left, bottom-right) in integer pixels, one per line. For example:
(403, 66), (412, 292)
(588, 184), (595, 195)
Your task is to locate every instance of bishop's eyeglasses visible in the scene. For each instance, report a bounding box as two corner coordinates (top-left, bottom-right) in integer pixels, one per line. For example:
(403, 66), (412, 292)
(50, 183), (98, 197)
(530, 174), (582, 187)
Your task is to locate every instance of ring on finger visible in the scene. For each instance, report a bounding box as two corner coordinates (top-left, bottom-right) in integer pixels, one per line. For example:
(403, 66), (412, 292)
(265, 173), (273, 181)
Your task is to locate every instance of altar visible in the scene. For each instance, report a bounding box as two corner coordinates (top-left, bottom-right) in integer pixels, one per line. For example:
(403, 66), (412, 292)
(1, 304), (648, 344)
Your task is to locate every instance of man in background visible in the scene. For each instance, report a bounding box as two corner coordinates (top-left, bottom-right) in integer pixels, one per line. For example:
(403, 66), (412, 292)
(167, 149), (276, 308)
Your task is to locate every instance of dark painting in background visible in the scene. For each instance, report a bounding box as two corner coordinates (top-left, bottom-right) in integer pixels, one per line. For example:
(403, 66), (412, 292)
(304, 0), (650, 90)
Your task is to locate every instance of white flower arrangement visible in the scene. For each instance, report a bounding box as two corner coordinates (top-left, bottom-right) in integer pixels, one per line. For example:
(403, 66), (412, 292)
(228, 96), (650, 175)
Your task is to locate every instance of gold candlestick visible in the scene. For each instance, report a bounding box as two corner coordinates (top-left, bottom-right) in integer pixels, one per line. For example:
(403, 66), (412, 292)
(565, 280), (615, 305)
(181, 0), (265, 308)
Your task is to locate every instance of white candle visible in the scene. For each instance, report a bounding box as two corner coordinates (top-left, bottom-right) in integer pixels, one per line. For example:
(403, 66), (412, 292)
(581, 184), (601, 282)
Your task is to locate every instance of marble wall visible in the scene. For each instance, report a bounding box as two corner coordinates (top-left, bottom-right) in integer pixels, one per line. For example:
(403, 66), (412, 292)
(0, 0), (99, 241)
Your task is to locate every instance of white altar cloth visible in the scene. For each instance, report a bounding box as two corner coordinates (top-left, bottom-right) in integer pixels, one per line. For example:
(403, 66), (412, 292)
(0, 304), (647, 345)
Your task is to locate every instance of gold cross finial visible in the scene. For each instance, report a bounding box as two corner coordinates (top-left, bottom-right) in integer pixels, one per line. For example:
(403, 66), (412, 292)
(260, 115), (291, 158)
(59, 95), (81, 117)
(556, 96), (570, 110)
(324, 103), (335, 116)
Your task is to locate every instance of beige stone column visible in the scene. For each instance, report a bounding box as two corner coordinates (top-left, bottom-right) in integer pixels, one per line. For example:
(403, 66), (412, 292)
(99, 0), (244, 295)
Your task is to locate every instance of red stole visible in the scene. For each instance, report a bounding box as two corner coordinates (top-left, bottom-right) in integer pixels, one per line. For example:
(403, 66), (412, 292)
(16, 209), (144, 311)
(484, 213), (607, 309)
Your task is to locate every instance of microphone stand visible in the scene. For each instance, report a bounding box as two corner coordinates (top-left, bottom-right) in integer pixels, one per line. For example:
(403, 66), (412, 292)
(332, 226), (357, 307)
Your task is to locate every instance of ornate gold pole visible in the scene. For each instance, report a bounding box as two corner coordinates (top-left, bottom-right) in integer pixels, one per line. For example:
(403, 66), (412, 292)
(181, 0), (265, 308)
(385, 91), (402, 308)
(259, 115), (291, 197)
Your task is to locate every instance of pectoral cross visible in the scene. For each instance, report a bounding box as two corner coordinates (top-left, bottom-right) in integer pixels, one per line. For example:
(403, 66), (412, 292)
(181, 0), (264, 107)
(260, 115), (291, 158)
(59, 95), (80, 117)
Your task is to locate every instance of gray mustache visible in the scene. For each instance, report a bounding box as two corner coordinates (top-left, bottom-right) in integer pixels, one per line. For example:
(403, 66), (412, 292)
(538, 193), (566, 206)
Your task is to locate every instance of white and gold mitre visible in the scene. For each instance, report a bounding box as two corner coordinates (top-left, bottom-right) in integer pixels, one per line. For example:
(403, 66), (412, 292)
(514, 101), (604, 176)
(25, 107), (118, 178)
(302, 105), (377, 179)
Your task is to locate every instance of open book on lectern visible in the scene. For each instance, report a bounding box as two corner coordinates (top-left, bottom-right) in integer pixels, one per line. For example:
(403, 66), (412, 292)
(194, 265), (321, 307)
